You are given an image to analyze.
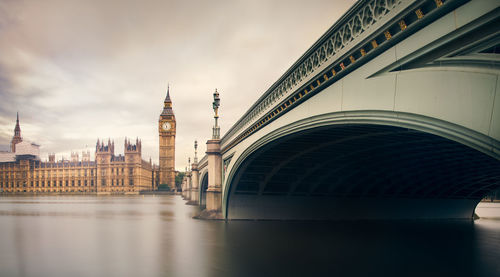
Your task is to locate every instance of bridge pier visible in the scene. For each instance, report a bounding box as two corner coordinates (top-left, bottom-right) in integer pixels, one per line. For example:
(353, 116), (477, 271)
(198, 139), (223, 219)
(186, 170), (192, 201)
(181, 177), (185, 198)
(181, 176), (188, 199)
(187, 162), (199, 205)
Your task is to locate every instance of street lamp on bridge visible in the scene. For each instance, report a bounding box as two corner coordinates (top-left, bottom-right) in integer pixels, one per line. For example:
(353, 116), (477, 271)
(194, 140), (198, 163)
(212, 89), (220, 139)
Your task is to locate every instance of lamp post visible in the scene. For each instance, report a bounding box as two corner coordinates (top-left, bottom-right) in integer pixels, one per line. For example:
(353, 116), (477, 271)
(212, 89), (220, 139)
(202, 88), (223, 218)
(194, 140), (198, 163)
(187, 140), (200, 205)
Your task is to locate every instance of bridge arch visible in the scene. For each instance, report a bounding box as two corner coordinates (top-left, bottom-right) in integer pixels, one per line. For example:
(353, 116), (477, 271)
(199, 171), (208, 208)
(222, 111), (500, 220)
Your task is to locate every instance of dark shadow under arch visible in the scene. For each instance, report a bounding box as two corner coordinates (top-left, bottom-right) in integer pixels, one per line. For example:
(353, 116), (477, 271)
(200, 173), (208, 208)
(226, 124), (500, 220)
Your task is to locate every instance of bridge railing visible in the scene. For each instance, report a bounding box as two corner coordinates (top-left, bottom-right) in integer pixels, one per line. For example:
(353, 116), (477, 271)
(219, 0), (465, 152)
(197, 154), (208, 170)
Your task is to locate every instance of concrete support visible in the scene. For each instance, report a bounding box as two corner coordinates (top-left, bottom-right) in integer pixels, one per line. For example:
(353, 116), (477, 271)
(198, 139), (223, 219)
(187, 163), (199, 205)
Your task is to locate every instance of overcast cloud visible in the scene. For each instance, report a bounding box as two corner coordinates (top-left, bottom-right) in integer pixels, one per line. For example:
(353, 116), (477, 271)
(0, 0), (355, 169)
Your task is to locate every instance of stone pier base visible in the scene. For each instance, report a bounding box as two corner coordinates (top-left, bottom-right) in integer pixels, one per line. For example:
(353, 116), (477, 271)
(195, 189), (223, 220)
(186, 189), (199, 205)
(194, 209), (224, 220)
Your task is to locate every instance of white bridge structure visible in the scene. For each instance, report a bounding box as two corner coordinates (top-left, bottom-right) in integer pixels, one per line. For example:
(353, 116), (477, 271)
(181, 0), (500, 220)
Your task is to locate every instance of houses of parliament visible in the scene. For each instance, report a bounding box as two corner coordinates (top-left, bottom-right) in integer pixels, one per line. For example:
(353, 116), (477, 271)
(0, 89), (176, 194)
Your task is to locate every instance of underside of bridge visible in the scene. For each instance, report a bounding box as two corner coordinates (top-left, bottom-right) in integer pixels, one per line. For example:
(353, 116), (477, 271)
(226, 125), (500, 220)
(200, 173), (208, 208)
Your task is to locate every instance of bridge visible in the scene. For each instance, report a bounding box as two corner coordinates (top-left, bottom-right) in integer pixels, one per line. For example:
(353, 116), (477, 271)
(181, 0), (500, 220)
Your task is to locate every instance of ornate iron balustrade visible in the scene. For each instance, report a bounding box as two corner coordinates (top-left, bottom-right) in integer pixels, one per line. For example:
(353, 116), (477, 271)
(220, 0), (467, 152)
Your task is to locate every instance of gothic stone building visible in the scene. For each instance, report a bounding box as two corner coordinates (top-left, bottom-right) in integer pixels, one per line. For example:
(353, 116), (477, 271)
(0, 115), (153, 194)
(158, 86), (176, 190)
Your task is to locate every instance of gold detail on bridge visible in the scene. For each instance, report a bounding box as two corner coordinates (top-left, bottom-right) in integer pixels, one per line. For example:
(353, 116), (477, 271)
(223, 0), (457, 153)
(399, 20), (407, 30)
(415, 9), (424, 19)
(384, 30), (392, 40)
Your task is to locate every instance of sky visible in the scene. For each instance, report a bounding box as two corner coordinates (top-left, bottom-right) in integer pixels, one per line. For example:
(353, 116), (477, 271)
(0, 0), (355, 170)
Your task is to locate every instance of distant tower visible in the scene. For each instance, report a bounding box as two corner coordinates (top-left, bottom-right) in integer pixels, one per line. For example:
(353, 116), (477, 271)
(95, 139), (114, 163)
(125, 137), (142, 163)
(158, 85), (176, 189)
(11, 112), (23, 152)
(82, 151), (91, 162)
(71, 152), (79, 162)
(95, 139), (113, 192)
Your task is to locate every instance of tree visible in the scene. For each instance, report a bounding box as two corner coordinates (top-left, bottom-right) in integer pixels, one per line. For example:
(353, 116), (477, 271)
(175, 171), (185, 190)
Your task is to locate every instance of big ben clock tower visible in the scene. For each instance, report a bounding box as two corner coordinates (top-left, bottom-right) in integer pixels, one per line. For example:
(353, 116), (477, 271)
(159, 86), (176, 190)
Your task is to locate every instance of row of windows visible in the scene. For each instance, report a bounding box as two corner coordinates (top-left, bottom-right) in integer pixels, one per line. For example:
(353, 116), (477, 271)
(2, 168), (138, 178)
(0, 172), (26, 179)
(111, 168), (125, 175)
(0, 180), (95, 188)
(101, 178), (134, 186)
(101, 168), (133, 176)
(1, 170), (96, 179)
(2, 189), (96, 192)
(0, 176), (96, 181)
(33, 169), (95, 178)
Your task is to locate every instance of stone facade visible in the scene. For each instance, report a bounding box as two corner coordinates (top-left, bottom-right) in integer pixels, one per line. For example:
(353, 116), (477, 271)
(1, 159), (97, 193)
(94, 138), (153, 194)
(0, 116), (154, 194)
(158, 87), (176, 189)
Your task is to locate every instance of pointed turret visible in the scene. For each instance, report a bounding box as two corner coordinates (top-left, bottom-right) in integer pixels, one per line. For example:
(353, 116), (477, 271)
(161, 85), (175, 116)
(11, 112), (23, 152)
(14, 112), (21, 137)
(164, 84), (171, 103)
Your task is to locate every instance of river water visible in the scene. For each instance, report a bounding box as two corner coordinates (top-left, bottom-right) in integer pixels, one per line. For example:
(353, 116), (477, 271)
(0, 195), (498, 277)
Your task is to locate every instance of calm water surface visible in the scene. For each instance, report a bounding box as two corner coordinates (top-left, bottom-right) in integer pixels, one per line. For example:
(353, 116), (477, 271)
(0, 196), (499, 277)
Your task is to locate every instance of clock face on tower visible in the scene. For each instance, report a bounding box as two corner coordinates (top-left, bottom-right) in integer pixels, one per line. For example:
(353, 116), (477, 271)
(162, 122), (171, 131)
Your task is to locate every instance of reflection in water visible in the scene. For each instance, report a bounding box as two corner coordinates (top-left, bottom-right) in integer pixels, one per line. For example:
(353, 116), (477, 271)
(0, 196), (498, 277)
